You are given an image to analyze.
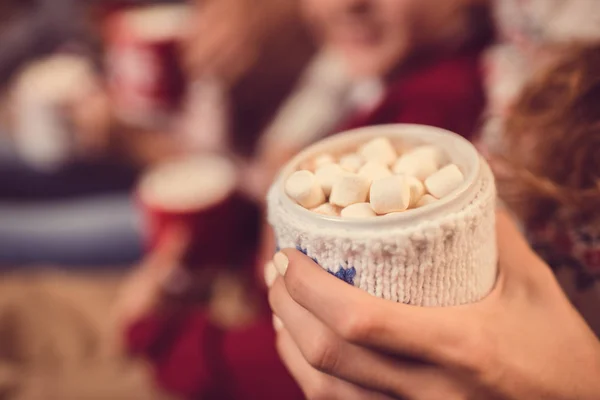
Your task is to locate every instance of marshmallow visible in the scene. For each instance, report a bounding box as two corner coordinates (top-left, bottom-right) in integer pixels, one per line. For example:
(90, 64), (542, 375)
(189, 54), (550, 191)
(341, 203), (376, 219)
(409, 146), (446, 166)
(285, 170), (326, 208)
(329, 173), (370, 207)
(392, 153), (439, 181)
(339, 153), (364, 173)
(311, 202), (341, 217)
(416, 194), (437, 207)
(369, 175), (410, 214)
(315, 163), (346, 196)
(314, 153), (336, 168)
(358, 137), (397, 166)
(406, 176), (426, 207)
(358, 161), (392, 183)
(424, 164), (464, 199)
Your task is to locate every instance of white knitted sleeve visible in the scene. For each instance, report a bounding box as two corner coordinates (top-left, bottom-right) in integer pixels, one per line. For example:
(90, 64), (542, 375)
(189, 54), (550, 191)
(268, 159), (497, 307)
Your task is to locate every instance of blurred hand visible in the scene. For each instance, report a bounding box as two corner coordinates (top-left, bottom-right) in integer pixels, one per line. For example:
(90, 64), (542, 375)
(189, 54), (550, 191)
(68, 84), (113, 158)
(113, 225), (191, 327)
(239, 146), (297, 205)
(267, 211), (600, 399)
(182, 0), (294, 86)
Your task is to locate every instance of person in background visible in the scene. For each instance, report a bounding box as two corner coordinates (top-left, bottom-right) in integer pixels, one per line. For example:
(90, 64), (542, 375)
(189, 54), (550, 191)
(257, 0), (495, 283)
(249, 0), (494, 202)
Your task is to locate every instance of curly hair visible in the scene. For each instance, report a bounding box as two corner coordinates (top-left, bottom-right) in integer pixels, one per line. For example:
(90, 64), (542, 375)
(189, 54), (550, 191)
(494, 42), (600, 226)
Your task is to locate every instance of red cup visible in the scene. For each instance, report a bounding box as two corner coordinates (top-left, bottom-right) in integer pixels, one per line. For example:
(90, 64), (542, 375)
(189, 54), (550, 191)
(103, 4), (188, 128)
(137, 155), (261, 269)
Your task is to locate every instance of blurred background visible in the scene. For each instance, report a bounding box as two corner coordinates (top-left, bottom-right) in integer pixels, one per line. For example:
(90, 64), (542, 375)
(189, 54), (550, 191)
(0, 0), (598, 399)
(0, 0), (318, 397)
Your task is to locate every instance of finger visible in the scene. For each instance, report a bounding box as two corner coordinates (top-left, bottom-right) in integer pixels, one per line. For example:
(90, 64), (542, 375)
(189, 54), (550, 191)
(275, 328), (394, 400)
(202, 41), (247, 86)
(275, 250), (471, 365)
(270, 276), (403, 394)
(270, 276), (462, 398)
(183, 21), (230, 77)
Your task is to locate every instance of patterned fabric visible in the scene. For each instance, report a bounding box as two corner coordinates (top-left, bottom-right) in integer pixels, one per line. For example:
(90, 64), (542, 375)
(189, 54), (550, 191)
(528, 214), (600, 289)
(328, 266), (357, 286)
(527, 213), (600, 336)
(296, 245), (357, 286)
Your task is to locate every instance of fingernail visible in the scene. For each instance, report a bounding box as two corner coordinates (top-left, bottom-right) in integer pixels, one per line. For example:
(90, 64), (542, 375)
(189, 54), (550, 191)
(272, 314), (284, 331)
(264, 261), (277, 287)
(273, 252), (289, 276)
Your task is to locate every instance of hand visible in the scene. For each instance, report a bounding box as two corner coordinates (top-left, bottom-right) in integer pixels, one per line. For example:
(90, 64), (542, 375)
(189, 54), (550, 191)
(267, 211), (600, 399)
(238, 145), (298, 204)
(68, 84), (113, 157)
(112, 225), (191, 328)
(181, 0), (295, 87)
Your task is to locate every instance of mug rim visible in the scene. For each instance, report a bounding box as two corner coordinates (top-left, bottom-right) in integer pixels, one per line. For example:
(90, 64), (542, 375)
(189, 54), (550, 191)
(275, 124), (482, 229)
(137, 154), (238, 213)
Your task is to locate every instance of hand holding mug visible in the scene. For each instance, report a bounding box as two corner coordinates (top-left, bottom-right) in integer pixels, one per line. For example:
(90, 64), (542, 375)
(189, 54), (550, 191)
(267, 211), (600, 399)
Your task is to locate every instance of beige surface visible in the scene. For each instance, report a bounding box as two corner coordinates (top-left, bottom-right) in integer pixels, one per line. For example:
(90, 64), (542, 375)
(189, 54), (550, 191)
(0, 269), (175, 400)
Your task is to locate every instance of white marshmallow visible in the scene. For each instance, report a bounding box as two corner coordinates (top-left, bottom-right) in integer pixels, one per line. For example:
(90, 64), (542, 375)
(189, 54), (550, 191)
(424, 164), (464, 199)
(416, 194), (437, 207)
(315, 163), (346, 196)
(358, 137), (397, 166)
(358, 161), (392, 183)
(409, 146), (446, 166)
(406, 176), (426, 207)
(392, 154), (439, 181)
(285, 170), (326, 208)
(369, 175), (411, 214)
(313, 153), (336, 168)
(311, 202), (341, 217)
(339, 153), (364, 173)
(329, 173), (370, 207)
(341, 203), (376, 219)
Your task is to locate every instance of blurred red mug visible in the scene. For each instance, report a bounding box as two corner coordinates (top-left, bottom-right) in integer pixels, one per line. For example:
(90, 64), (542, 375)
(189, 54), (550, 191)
(137, 155), (261, 269)
(104, 4), (189, 128)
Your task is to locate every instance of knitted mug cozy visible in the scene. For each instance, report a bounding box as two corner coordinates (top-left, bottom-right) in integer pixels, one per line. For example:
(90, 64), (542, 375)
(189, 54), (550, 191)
(267, 124), (498, 306)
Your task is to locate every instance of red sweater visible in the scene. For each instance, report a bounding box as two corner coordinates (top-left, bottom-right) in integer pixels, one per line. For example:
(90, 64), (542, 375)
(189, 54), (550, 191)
(342, 50), (485, 138)
(126, 47), (487, 400)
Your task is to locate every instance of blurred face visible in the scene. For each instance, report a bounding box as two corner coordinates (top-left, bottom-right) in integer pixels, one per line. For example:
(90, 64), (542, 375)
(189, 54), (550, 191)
(302, 0), (415, 78)
(302, 0), (466, 78)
